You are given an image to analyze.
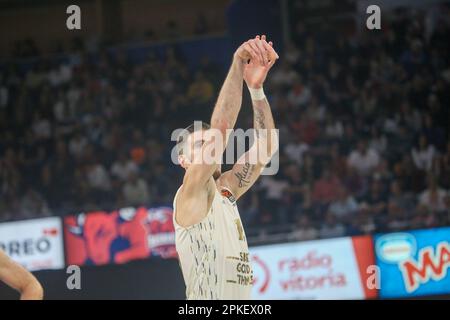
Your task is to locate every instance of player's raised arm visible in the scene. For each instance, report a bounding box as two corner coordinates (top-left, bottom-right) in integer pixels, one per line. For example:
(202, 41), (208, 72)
(0, 249), (44, 300)
(181, 38), (268, 191)
(219, 35), (280, 200)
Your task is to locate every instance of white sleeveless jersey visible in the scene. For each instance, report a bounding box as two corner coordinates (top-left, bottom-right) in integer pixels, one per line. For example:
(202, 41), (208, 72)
(173, 185), (253, 300)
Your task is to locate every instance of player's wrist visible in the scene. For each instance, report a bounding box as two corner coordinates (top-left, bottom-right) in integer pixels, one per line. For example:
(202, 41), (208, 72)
(232, 53), (246, 64)
(247, 85), (265, 101)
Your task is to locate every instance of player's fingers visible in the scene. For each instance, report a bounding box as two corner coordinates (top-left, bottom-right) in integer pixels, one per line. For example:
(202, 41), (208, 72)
(253, 39), (266, 66)
(261, 37), (279, 62)
(247, 40), (263, 65)
(252, 37), (265, 65)
(261, 38), (273, 53)
(244, 42), (259, 62)
(255, 36), (268, 66)
(262, 40), (279, 61)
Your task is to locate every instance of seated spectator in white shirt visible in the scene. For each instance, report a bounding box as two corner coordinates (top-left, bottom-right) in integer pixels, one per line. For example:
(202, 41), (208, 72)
(69, 132), (88, 158)
(324, 114), (344, 139)
(86, 161), (111, 191)
(259, 175), (290, 224)
(347, 139), (380, 176)
(418, 175), (448, 212)
(411, 135), (436, 171)
(259, 175), (290, 202)
(122, 172), (150, 206)
(111, 153), (139, 181)
(284, 135), (309, 166)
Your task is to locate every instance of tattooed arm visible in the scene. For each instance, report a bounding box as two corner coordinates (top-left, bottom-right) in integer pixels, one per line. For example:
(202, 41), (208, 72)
(219, 95), (279, 199)
(176, 38), (268, 227)
(181, 38), (267, 192)
(218, 35), (279, 200)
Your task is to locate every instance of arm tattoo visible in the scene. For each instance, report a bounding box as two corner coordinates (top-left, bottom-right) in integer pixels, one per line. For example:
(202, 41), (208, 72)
(254, 107), (266, 139)
(234, 162), (256, 188)
(254, 107), (266, 129)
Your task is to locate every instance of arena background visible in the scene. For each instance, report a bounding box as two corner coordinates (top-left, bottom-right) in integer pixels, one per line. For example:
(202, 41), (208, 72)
(0, 0), (449, 300)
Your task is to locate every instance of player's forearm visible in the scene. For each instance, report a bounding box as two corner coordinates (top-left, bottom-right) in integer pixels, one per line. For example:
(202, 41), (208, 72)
(252, 97), (278, 162)
(253, 97), (275, 131)
(183, 59), (245, 190)
(0, 250), (44, 300)
(20, 280), (44, 300)
(210, 58), (244, 139)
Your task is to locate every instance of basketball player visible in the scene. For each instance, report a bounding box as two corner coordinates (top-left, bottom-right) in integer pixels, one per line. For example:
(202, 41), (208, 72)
(173, 35), (279, 299)
(0, 249), (43, 300)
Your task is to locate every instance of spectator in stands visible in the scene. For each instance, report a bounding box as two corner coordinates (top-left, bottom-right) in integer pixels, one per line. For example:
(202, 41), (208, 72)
(319, 211), (346, 239)
(369, 127), (387, 156)
(187, 71), (214, 105)
(259, 175), (290, 224)
(328, 188), (359, 223)
(111, 153), (139, 182)
(324, 114), (344, 140)
(270, 60), (298, 88)
(69, 131), (88, 159)
(284, 134), (309, 166)
(356, 202), (376, 234)
(362, 178), (389, 217)
(289, 215), (318, 241)
(418, 175), (449, 213)
(388, 180), (415, 216)
(19, 187), (51, 220)
(291, 112), (319, 145)
(128, 129), (147, 166)
(312, 167), (343, 207)
(122, 172), (150, 206)
(31, 112), (52, 142)
(347, 139), (380, 177)
(86, 160), (112, 199)
(411, 134), (437, 171)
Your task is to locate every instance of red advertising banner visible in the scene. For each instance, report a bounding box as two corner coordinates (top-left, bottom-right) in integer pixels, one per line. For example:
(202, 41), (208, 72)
(64, 206), (177, 266)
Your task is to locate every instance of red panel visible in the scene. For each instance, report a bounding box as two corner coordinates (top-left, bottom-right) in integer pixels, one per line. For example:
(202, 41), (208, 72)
(352, 235), (378, 299)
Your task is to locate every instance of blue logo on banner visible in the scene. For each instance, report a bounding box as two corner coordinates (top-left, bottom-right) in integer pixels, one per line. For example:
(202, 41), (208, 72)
(375, 227), (450, 298)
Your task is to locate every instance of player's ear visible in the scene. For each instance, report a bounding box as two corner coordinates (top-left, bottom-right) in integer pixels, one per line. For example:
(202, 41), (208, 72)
(178, 154), (189, 169)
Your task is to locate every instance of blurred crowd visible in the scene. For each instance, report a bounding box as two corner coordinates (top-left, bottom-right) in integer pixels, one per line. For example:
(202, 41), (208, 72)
(0, 6), (449, 242)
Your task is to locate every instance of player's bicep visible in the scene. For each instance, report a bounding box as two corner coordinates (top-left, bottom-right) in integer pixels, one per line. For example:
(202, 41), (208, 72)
(182, 128), (227, 192)
(175, 183), (210, 228)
